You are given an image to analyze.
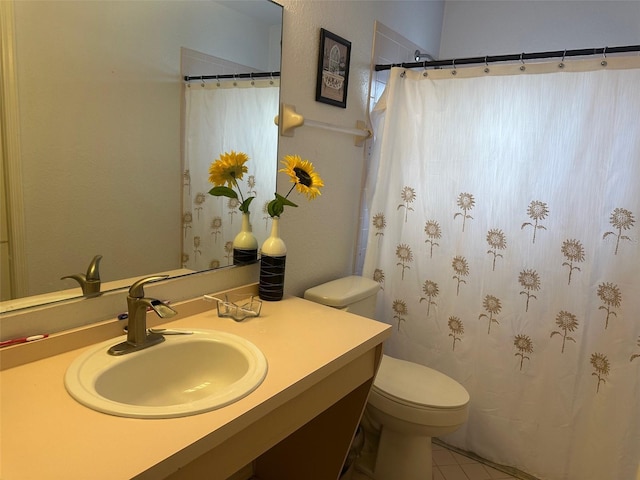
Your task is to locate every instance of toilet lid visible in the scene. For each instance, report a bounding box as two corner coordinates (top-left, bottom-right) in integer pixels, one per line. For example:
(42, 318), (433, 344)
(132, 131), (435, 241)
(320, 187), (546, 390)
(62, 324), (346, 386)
(373, 355), (469, 409)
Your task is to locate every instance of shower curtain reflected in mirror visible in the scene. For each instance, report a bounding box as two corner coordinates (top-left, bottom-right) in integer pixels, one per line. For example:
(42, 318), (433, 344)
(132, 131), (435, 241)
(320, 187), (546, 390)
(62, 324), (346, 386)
(362, 59), (640, 480)
(183, 79), (279, 270)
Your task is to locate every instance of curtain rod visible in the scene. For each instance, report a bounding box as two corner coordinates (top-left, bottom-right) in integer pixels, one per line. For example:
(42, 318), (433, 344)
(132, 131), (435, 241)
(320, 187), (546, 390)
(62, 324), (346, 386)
(184, 71), (280, 82)
(374, 45), (640, 71)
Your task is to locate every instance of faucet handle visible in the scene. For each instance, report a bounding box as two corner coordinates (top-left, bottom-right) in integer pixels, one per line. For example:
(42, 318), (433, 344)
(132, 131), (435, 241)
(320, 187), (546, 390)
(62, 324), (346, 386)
(129, 275), (169, 298)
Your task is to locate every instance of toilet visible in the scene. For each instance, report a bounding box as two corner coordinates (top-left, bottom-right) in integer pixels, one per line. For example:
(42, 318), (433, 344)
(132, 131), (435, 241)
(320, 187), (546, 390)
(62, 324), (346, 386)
(304, 276), (470, 480)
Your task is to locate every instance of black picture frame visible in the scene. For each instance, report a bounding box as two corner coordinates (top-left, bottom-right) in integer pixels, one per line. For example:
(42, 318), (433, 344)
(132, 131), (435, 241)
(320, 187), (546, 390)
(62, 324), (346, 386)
(315, 28), (351, 108)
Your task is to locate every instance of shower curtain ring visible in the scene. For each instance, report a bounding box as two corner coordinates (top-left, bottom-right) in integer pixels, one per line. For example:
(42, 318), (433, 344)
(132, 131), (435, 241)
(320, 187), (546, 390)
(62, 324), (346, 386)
(451, 59), (457, 75)
(484, 56), (490, 73)
(559, 50), (566, 69)
(200, 75), (205, 87)
(519, 53), (526, 71)
(601, 46), (608, 67)
(216, 75), (221, 87)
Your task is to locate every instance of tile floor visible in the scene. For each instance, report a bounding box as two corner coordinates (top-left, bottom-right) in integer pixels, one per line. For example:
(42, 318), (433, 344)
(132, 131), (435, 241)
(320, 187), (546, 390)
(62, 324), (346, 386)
(350, 442), (519, 480)
(431, 443), (518, 480)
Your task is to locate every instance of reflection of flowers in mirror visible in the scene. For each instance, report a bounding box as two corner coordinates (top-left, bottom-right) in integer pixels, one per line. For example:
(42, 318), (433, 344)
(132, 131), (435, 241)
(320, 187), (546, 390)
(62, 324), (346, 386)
(267, 155), (324, 218)
(208, 151), (255, 214)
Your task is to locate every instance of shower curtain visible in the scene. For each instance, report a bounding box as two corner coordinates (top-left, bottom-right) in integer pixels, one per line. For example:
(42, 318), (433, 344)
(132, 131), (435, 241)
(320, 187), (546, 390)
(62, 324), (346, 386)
(183, 79), (278, 271)
(362, 57), (640, 480)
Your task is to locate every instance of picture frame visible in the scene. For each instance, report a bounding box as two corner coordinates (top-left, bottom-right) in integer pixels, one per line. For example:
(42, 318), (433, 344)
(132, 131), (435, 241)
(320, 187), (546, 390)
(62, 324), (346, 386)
(315, 28), (351, 108)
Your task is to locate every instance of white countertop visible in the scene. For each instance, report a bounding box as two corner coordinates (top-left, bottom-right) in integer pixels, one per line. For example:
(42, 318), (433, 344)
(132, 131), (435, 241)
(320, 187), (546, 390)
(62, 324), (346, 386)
(0, 295), (390, 480)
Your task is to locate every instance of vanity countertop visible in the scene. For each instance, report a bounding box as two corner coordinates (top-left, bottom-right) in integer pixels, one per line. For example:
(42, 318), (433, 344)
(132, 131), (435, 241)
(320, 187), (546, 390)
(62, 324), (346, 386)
(0, 295), (391, 480)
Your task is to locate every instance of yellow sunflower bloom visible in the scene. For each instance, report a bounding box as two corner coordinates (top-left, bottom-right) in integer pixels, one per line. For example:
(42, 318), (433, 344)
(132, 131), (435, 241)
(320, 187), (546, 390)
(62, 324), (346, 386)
(208, 150), (254, 213)
(208, 150), (249, 187)
(279, 154), (324, 200)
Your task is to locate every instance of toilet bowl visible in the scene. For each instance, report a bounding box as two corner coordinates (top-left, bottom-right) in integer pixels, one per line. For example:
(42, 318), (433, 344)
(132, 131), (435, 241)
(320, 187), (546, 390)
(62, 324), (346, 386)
(304, 276), (470, 480)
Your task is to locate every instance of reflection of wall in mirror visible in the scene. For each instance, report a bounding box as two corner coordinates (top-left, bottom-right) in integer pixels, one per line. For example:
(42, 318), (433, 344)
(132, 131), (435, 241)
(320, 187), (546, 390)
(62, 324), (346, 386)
(5, 1), (281, 301)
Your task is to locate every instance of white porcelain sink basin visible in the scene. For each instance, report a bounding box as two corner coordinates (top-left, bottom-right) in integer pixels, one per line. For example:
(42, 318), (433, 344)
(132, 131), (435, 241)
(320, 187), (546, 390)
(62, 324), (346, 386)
(65, 329), (267, 418)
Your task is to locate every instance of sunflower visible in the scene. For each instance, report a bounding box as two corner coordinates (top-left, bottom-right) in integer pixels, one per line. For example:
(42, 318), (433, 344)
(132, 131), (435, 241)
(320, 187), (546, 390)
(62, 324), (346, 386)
(519, 268), (541, 291)
(486, 228), (506, 250)
(590, 352), (610, 376)
(424, 220), (442, 239)
(395, 243), (413, 263)
(597, 282), (621, 308)
(400, 186), (416, 204)
(457, 192), (475, 211)
(392, 299), (408, 316)
(527, 200), (549, 220)
(373, 269), (385, 285)
(194, 192), (206, 206)
(561, 239), (585, 262)
(210, 216), (223, 230)
(267, 155), (324, 217)
(279, 155), (324, 200)
(555, 310), (578, 332)
(208, 150), (254, 213)
(483, 295), (502, 314)
(514, 334), (534, 354)
(208, 150), (249, 187)
(448, 316), (464, 335)
(609, 207), (635, 230)
(422, 280), (439, 297)
(452, 255), (469, 276)
(373, 213), (386, 231)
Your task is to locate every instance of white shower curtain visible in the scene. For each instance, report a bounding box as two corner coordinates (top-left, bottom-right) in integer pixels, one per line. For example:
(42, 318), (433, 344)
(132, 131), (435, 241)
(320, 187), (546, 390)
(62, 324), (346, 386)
(362, 57), (640, 480)
(183, 79), (278, 270)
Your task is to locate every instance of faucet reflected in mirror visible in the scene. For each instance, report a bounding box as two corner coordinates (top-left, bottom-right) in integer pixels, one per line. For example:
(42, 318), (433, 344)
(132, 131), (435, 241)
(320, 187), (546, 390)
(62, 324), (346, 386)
(0, 0), (282, 313)
(60, 255), (103, 297)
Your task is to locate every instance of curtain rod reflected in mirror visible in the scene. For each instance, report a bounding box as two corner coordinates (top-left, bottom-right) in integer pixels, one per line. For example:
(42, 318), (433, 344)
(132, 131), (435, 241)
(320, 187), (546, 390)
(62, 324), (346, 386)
(0, 0), (283, 313)
(184, 71), (280, 82)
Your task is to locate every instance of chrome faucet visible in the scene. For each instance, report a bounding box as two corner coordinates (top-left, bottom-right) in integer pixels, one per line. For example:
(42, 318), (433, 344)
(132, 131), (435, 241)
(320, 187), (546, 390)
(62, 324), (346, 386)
(108, 275), (177, 356)
(61, 254), (103, 296)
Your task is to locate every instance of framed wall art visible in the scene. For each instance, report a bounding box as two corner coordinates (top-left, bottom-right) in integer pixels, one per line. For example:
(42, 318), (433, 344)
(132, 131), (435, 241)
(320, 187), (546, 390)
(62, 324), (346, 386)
(315, 28), (351, 108)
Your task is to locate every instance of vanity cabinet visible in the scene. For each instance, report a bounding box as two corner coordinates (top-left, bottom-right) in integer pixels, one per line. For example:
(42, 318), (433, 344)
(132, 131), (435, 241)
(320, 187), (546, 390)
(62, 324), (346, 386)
(0, 293), (390, 480)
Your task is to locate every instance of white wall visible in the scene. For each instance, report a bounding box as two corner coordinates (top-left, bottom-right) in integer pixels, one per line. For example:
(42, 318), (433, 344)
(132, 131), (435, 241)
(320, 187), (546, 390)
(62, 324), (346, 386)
(275, 0), (444, 297)
(440, 0), (640, 58)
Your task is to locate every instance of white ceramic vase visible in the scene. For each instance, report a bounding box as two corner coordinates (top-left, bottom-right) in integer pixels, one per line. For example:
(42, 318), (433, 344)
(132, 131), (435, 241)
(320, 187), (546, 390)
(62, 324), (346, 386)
(259, 217), (287, 301)
(233, 212), (258, 266)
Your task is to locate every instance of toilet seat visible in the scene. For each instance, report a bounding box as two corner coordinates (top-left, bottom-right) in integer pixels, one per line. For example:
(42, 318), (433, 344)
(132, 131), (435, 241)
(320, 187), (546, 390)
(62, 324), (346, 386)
(373, 355), (469, 409)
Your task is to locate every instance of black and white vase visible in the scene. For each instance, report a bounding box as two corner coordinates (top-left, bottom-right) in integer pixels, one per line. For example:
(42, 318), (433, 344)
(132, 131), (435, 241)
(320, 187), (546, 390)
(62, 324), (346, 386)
(233, 212), (258, 266)
(259, 217), (286, 301)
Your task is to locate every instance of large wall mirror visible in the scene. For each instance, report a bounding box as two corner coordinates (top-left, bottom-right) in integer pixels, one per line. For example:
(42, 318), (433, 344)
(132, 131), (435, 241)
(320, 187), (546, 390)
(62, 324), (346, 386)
(0, 0), (282, 312)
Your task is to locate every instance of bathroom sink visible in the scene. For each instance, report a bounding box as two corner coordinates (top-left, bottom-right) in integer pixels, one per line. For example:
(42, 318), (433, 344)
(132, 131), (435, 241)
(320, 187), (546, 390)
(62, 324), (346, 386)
(64, 330), (268, 418)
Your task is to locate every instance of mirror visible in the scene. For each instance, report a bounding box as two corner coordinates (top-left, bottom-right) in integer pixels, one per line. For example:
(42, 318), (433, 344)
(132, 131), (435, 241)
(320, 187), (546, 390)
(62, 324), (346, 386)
(0, 0), (282, 312)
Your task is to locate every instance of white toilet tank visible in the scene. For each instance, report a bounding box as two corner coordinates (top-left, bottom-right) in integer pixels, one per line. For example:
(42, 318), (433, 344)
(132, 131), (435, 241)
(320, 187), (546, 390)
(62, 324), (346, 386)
(303, 275), (380, 318)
